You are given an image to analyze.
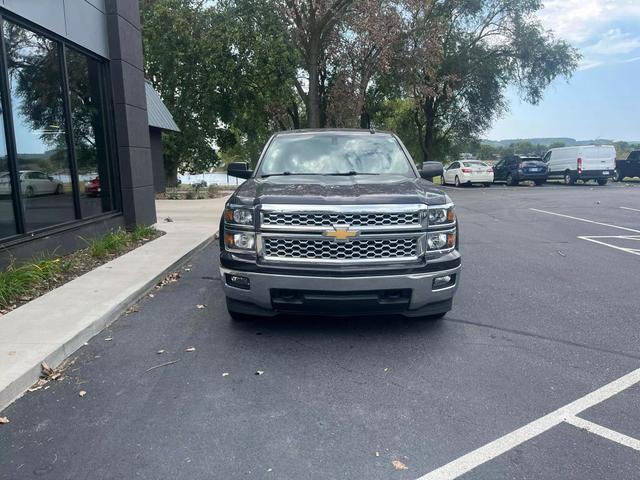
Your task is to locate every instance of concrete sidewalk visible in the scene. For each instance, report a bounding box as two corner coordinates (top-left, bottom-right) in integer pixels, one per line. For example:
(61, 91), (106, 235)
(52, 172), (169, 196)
(0, 197), (228, 412)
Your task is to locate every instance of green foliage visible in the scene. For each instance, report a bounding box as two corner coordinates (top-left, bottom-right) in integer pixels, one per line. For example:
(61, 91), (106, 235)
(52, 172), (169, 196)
(87, 226), (158, 258)
(0, 257), (63, 309)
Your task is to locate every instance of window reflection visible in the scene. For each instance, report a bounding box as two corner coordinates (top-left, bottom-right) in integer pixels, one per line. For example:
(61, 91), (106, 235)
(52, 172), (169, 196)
(66, 49), (112, 217)
(0, 154), (17, 239)
(4, 22), (76, 231)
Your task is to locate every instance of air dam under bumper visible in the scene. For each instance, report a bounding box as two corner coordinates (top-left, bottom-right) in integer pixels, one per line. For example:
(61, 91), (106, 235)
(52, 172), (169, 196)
(220, 265), (461, 317)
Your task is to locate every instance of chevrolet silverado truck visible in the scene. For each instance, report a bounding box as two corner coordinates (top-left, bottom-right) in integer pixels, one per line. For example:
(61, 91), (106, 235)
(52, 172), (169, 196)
(219, 129), (461, 320)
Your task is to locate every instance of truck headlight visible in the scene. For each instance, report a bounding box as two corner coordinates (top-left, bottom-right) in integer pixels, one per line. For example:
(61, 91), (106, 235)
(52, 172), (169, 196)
(224, 232), (256, 250)
(427, 231), (456, 251)
(428, 206), (455, 225)
(224, 207), (253, 225)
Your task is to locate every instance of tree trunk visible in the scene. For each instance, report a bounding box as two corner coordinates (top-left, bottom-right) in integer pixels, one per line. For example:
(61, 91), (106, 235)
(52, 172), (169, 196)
(165, 160), (179, 188)
(422, 99), (437, 163)
(288, 104), (300, 129)
(307, 40), (322, 128)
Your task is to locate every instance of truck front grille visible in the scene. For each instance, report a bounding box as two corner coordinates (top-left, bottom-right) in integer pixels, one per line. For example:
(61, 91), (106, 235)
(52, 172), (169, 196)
(262, 211), (420, 228)
(262, 236), (419, 262)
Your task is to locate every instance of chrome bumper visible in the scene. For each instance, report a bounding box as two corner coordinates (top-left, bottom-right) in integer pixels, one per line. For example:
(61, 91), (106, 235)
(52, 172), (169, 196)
(220, 265), (461, 312)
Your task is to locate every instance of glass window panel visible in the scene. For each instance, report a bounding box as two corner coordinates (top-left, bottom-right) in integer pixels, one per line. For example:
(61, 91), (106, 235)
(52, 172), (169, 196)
(0, 113), (17, 238)
(66, 48), (112, 217)
(4, 22), (76, 231)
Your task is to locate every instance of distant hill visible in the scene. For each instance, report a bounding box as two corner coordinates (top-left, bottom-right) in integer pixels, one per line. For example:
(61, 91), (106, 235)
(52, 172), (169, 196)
(481, 138), (640, 147)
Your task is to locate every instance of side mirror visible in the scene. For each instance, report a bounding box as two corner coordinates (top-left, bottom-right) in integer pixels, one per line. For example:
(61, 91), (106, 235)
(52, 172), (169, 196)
(48, 176), (54, 181)
(227, 162), (252, 179)
(420, 161), (444, 181)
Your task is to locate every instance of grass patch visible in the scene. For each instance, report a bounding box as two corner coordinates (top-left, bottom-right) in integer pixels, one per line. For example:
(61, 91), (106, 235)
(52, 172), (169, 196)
(0, 226), (162, 312)
(0, 257), (64, 309)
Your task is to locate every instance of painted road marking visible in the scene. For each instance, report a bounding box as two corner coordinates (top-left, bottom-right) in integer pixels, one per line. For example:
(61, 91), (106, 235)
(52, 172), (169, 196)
(565, 416), (640, 452)
(620, 206), (640, 213)
(416, 368), (640, 480)
(579, 236), (640, 257)
(530, 208), (640, 234)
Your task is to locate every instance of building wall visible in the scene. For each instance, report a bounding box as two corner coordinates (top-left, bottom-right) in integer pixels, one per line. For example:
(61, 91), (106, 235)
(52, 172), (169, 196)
(150, 128), (166, 193)
(0, 0), (109, 58)
(0, 1), (156, 266)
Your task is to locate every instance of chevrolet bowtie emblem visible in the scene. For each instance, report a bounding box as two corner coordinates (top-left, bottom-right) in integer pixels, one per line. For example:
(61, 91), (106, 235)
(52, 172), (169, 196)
(324, 226), (359, 241)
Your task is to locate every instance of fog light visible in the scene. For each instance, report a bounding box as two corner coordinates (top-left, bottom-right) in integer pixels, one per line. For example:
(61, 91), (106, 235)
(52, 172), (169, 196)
(225, 273), (250, 290)
(433, 274), (455, 290)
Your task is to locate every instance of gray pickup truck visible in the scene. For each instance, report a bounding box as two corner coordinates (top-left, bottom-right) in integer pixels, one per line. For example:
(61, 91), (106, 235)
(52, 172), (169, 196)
(219, 129), (461, 320)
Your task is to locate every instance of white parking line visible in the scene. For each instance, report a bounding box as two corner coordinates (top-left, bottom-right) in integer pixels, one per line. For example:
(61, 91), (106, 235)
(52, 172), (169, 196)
(416, 367), (640, 480)
(530, 208), (640, 234)
(579, 236), (640, 257)
(620, 206), (640, 213)
(565, 416), (640, 452)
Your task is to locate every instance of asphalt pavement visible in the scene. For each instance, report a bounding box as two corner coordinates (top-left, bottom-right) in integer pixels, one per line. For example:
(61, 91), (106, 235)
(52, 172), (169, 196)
(1, 180), (639, 479)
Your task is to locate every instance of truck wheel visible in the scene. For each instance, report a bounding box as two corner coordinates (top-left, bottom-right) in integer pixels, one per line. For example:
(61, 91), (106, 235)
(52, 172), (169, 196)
(534, 180), (545, 186)
(613, 169), (624, 182)
(506, 174), (516, 186)
(454, 176), (461, 187)
(483, 183), (491, 188)
(563, 172), (575, 185)
(597, 178), (608, 186)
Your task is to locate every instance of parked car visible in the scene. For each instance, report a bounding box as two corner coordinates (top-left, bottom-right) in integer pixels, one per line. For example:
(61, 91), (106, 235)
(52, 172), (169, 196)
(442, 160), (493, 187)
(0, 170), (63, 197)
(542, 145), (615, 185)
(613, 151), (640, 182)
(220, 129), (461, 321)
(493, 155), (548, 186)
(84, 177), (101, 197)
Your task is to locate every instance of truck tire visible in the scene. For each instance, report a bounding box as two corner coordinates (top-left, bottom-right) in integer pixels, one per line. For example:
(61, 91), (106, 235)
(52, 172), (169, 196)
(563, 172), (575, 185)
(534, 180), (545, 186)
(613, 169), (624, 182)
(506, 174), (517, 186)
(597, 178), (608, 186)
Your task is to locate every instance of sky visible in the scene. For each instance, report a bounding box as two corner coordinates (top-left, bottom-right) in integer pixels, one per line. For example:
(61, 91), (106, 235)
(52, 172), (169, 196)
(486, 0), (640, 142)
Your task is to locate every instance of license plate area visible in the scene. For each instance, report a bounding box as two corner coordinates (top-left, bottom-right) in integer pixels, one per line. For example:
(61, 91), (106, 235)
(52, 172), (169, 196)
(271, 288), (411, 313)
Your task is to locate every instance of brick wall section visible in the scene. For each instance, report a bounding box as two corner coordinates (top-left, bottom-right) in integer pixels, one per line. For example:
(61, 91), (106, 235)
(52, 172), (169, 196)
(105, 0), (156, 227)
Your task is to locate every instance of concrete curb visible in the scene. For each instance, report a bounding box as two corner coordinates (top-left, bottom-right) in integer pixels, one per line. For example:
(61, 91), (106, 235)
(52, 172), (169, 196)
(0, 234), (216, 413)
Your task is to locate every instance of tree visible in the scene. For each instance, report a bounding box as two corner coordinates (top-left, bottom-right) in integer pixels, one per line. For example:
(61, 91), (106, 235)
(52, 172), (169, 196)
(399, 0), (580, 162)
(284, 0), (354, 128)
(326, 0), (403, 128)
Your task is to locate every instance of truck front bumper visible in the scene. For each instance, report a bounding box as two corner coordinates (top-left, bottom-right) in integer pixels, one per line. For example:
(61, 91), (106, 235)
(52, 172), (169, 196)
(220, 264), (461, 317)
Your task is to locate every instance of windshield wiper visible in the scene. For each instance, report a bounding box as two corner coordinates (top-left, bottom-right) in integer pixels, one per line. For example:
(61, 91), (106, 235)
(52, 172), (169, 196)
(326, 171), (379, 176)
(261, 171), (379, 178)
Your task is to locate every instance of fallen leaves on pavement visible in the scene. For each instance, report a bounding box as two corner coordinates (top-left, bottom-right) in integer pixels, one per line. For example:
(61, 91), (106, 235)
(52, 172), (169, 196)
(255, 370), (265, 376)
(104, 337), (113, 341)
(222, 372), (230, 377)
(157, 349), (165, 354)
(0, 416), (9, 424)
(392, 460), (408, 471)
(185, 347), (196, 352)
(125, 305), (139, 315)
(29, 359), (76, 392)
(156, 272), (181, 289)
(79, 390), (87, 397)
(196, 304), (206, 309)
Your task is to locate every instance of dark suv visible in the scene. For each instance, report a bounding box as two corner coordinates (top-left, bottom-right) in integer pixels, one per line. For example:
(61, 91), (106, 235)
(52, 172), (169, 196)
(613, 151), (640, 182)
(493, 155), (548, 186)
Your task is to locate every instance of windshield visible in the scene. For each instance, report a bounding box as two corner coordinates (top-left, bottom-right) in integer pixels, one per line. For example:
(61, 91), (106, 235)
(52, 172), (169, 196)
(257, 133), (414, 177)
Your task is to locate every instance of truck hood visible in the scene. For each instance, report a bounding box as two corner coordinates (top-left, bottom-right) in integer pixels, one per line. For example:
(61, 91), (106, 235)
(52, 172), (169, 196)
(229, 174), (450, 206)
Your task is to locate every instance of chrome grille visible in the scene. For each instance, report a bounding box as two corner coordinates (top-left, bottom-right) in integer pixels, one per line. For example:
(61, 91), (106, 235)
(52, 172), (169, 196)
(263, 237), (418, 261)
(262, 211), (420, 228)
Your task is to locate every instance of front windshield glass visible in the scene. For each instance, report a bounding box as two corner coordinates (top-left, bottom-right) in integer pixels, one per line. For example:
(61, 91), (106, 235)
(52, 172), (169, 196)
(258, 133), (414, 177)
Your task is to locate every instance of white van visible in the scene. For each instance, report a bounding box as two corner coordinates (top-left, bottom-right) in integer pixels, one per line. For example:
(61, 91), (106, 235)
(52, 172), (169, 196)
(542, 145), (616, 185)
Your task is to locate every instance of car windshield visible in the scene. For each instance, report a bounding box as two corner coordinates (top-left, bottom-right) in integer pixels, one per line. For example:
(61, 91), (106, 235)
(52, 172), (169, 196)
(258, 133), (414, 177)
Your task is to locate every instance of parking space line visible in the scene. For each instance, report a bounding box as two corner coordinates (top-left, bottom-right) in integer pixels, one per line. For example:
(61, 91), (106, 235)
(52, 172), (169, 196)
(416, 367), (640, 480)
(564, 416), (640, 452)
(578, 236), (640, 257)
(620, 206), (640, 213)
(530, 208), (640, 233)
